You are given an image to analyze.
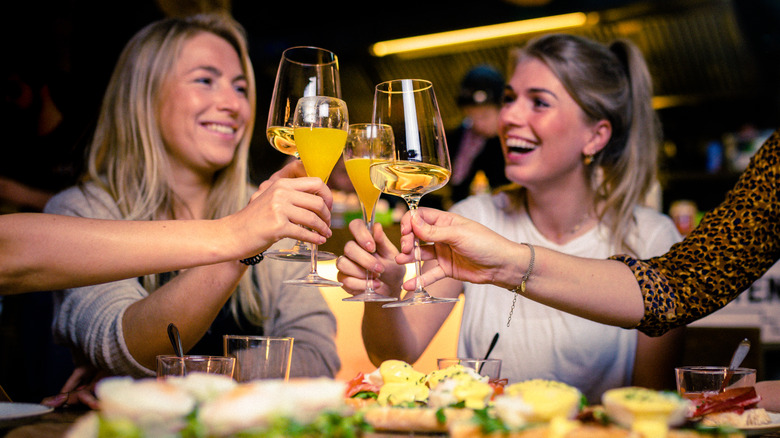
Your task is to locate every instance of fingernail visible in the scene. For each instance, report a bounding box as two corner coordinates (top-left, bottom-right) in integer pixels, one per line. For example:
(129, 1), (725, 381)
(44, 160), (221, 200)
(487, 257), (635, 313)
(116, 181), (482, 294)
(400, 224), (405, 234)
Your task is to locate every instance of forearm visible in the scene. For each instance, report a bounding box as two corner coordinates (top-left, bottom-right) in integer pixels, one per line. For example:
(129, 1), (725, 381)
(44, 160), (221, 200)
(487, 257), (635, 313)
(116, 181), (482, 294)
(362, 303), (421, 366)
(0, 214), (243, 294)
(362, 274), (458, 366)
(756, 380), (780, 412)
(122, 261), (246, 369)
(516, 246), (646, 328)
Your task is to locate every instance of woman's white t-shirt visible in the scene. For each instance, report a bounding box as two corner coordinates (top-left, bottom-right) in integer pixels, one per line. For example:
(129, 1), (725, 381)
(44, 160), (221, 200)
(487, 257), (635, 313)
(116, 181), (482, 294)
(450, 193), (681, 402)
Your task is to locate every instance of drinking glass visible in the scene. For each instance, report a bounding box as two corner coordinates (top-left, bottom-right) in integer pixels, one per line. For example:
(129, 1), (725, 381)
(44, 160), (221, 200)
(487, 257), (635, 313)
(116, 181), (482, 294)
(284, 95), (348, 287)
(156, 355), (235, 378)
(342, 123), (398, 302)
(265, 46), (341, 261)
(370, 79), (459, 307)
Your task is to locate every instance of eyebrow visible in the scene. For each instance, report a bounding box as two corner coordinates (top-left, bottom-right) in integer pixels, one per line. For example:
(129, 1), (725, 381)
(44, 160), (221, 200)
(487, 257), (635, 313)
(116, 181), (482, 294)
(527, 87), (558, 100)
(189, 65), (247, 83)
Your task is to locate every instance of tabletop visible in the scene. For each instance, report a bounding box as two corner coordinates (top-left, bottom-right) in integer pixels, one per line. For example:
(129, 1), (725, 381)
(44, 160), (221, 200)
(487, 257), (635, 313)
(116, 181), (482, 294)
(2, 407), (780, 438)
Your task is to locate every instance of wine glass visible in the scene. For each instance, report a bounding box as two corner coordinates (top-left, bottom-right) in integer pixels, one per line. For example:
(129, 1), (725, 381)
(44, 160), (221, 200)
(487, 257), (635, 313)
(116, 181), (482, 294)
(342, 123), (398, 302)
(370, 79), (459, 307)
(284, 95), (348, 287)
(265, 46), (341, 261)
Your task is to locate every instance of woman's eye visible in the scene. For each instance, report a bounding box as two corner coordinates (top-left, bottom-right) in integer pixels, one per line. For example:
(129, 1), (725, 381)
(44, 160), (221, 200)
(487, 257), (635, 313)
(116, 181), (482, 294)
(502, 92), (516, 105)
(532, 97), (549, 108)
(195, 77), (213, 86)
(235, 84), (248, 96)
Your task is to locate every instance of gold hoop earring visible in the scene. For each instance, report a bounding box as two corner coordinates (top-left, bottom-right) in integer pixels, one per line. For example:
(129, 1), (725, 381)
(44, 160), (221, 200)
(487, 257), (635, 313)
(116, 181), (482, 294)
(583, 154), (594, 166)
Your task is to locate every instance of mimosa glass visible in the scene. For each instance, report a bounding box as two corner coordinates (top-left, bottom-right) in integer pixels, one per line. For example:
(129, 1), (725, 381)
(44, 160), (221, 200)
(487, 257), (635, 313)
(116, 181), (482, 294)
(285, 95), (348, 287)
(265, 46), (341, 261)
(342, 123), (398, 302)
(371, 79), (459, 307)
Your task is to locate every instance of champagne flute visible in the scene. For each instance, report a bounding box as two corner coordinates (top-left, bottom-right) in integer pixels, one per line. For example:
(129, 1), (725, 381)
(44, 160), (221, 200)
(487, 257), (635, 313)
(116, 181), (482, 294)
(265, 46), (341, 261)
(285, 95), (348, 287)
(342, 123), (398, 302)
(370, 79), (459, 307)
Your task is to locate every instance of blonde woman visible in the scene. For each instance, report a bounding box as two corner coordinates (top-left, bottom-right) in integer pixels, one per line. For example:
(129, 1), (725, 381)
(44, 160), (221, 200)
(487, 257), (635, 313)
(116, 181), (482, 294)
(338, 33), (683, 402)
(45, 14), (339, 379)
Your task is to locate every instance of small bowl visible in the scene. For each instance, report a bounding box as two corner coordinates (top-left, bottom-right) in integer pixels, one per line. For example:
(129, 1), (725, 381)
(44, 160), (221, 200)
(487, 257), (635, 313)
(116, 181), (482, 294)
(675, 366), (756, 399)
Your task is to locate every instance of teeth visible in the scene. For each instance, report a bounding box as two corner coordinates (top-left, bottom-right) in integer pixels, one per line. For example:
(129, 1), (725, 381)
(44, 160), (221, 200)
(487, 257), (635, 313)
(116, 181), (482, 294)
(204, 123), (236, 134)
(505, 137), (536, 150)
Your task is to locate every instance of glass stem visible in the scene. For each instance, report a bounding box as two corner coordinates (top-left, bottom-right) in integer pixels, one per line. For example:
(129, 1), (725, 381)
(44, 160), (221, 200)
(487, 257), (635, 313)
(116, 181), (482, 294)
(310, 243), (318, 275)
(364, 206), (377, 292)
(405, 196), (424, 293)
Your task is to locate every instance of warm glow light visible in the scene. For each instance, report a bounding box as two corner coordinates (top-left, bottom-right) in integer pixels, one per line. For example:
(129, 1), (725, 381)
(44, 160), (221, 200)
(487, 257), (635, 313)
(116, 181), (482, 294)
(370, 12), (595, 57)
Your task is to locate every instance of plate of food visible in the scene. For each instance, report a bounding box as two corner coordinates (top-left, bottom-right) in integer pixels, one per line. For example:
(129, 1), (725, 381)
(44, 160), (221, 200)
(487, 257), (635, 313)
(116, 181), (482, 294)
(65, 374), (365, 437)
(739, 412), (780, 436)
(686, 386), (780, 436)
(345, 360), (747, 437)
(0, 402), (53, 427)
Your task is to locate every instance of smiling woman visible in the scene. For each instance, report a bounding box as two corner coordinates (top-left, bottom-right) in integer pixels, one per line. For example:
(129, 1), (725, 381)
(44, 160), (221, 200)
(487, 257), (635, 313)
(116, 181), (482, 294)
(338, 33), (683, 403)
(158, 32), (251, 180)
(41, 13), (340, 392)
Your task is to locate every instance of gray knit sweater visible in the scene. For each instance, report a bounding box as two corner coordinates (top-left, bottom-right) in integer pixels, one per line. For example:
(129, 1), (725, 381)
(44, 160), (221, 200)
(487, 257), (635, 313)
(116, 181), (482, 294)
(44, 182), (340, 378)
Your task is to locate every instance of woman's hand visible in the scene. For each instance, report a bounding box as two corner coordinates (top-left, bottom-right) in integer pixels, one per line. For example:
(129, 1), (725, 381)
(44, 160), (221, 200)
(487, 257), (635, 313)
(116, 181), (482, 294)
(41, 365), (105, 410)
(336, 219), (406, 299)
(230, 161), (334, 258)
(396, 207), (522, 291)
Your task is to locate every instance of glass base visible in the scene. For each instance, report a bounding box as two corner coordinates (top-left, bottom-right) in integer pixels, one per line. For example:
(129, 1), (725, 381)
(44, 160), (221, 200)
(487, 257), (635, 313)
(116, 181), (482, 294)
(343, 292), (398, 302)
(265, 249), (337, 262)
(284, 274), (342, 288)
(381, 291), (459, 308)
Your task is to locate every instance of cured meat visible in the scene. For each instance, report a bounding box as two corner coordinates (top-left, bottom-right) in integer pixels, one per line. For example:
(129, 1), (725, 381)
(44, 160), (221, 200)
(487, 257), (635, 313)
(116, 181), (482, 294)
(689, 386), (762, 417)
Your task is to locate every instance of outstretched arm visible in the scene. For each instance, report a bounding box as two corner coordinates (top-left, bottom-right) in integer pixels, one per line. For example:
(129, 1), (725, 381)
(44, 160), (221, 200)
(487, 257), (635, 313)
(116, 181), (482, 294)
(1, 161), (333, 295)
(395, 207), (646, 328)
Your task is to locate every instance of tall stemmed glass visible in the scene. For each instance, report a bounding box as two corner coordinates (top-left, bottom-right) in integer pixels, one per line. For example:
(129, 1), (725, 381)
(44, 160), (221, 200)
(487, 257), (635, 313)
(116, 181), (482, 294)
(284, 95), (348, 287)
(342, 123), (398, 302)
(370, 79), (459, 307)
(265, 46), (341, 261)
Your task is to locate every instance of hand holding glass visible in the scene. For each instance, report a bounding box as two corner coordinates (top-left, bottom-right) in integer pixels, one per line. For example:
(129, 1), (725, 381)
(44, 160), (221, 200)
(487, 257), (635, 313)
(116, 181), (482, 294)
(285, 95), (348, 287)
(371, 79), (458, 307)
(265, 46), (341, 261)
(342, 123), (397, 302)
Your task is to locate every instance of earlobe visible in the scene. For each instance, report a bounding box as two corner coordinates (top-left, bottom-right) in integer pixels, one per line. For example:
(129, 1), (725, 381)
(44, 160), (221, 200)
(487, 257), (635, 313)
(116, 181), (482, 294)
(583, 120), (612, 156)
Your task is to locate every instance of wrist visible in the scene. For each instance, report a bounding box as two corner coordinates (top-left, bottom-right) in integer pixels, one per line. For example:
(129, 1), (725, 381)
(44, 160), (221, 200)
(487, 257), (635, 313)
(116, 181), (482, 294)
(500, 242), (534, 291)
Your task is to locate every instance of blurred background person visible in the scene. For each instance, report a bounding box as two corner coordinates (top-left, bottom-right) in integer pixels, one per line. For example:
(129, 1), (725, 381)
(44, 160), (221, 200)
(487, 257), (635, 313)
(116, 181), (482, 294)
(443, 65), (510, 208)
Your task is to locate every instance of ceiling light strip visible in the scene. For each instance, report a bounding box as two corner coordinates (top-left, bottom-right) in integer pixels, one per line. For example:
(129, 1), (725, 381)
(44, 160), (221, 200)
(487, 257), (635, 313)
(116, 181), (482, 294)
(370, 12), (593, 57)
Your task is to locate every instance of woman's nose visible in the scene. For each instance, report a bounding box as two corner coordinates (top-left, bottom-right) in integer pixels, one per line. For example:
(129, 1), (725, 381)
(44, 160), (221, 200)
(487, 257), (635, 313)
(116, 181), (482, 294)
(500, 101), (526, 127)
(217, 87), (242, 113)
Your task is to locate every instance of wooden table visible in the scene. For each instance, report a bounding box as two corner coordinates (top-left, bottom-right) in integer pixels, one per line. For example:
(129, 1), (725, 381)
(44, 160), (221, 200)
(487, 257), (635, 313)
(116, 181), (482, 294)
(0, 406), (87, 438)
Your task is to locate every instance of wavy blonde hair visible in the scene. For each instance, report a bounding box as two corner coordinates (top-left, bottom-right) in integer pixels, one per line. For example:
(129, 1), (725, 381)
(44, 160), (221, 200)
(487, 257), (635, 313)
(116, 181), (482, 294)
(85, 13), (262, 324)
(501, 33), (660, 255)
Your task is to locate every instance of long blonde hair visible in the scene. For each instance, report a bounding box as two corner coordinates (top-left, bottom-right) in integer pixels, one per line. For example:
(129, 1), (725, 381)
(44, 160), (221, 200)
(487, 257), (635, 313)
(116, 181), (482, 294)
(502, 33), (660, 255)
(85, 13), (262, 324)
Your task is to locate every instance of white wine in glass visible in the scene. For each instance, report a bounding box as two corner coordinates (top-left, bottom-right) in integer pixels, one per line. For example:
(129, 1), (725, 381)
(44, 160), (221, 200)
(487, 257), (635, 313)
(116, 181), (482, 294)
(342, 123), (397, 302)
(285, 95), (348, 287)
(370, 79), (459, 307)
(265, 46), (340, 261)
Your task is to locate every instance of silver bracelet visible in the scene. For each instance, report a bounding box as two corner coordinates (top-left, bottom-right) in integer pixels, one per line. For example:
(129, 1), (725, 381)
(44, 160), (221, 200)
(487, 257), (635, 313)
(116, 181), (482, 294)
(507, 242), (535, 327)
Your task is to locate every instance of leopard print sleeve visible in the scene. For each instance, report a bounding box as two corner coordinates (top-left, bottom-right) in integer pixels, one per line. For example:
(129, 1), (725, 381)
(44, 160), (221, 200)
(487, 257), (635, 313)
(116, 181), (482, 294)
(610, 129), (780, 336)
